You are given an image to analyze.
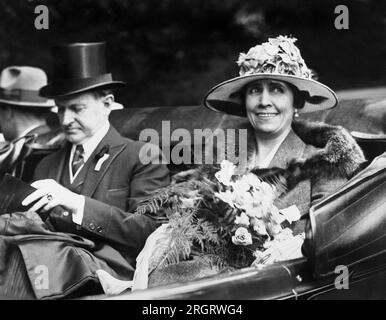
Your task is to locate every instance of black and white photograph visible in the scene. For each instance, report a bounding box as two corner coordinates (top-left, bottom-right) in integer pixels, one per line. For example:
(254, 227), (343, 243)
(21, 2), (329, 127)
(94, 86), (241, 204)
(0, 0), (386, 306)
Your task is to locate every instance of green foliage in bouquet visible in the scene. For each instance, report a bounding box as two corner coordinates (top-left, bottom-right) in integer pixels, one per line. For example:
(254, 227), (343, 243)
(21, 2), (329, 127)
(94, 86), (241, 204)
(136, 181), (247, 269)
(134, 161), (300, 271)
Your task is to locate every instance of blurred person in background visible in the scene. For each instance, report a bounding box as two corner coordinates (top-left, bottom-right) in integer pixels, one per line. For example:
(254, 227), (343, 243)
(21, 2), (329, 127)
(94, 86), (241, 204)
(0, 66), (63, 182)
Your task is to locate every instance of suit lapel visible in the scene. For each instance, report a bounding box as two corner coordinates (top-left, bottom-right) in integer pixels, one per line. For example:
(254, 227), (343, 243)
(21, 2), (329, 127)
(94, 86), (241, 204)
(81, 126), (127, 197)
(269, 130), (307, 168)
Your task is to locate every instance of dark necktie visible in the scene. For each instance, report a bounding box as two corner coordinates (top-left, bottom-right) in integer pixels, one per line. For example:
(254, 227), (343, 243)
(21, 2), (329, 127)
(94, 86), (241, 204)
(72, 144), (85, 175)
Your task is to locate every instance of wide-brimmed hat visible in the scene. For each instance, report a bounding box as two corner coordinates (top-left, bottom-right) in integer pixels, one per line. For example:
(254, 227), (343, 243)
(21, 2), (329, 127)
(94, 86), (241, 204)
(204, 36), (338, 116)
(0, 66), (55, 107)
(40, 42), (126, 98)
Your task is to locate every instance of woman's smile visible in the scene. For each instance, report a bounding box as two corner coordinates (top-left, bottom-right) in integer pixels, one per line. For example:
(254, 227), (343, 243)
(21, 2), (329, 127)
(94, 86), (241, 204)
(255, 112), (279, 118)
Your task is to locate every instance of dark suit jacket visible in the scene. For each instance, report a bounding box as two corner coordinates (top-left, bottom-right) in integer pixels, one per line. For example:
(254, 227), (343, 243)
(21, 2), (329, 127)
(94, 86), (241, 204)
(34, 125), (170, 250)
(3, 125), (170, 299)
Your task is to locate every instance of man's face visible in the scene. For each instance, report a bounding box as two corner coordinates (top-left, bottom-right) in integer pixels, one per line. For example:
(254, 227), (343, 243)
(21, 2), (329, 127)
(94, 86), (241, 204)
(56, 92), (111, 145)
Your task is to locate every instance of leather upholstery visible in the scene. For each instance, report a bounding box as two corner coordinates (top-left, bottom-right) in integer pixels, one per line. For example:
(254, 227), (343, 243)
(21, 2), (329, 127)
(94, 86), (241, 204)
(305, 154), (386, 277)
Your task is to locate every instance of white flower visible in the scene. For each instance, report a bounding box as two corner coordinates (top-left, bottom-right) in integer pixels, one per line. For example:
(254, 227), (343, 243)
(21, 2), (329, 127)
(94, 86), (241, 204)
(234, 212), (250, 226)
(279, 205), (301, 224)
(245, 45), (271, 65)
(236, 52), (248, 66)
(251, 218), (268, 236)
(269, 206), (285, 225)
(249, 58), (260, 68)
(268, 35), (296, 46)
(253, 249), (264, 259)
(266, 221), (282, 236)
(242, 173), (261, 189)
(260, 181), (275, 197)
(262, 42), (279, 56)
(278, 52), (293, 64)
(232, 178), (251, 194)
(215, 160), (236, 186)
(245, 206), (263, 219)
(263, 239), (273, 249)
(232, 227), (253, 246)
(233, 190), (255, 210)
(274, 228), (294, 241)
(259, 198), (273, 215)
(247, 44), (264, 57)
(279, 40), (293, 56)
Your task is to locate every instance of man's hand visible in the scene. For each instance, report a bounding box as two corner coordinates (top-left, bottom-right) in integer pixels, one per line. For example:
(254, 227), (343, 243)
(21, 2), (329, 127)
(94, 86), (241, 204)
(22, 179), (84, 213)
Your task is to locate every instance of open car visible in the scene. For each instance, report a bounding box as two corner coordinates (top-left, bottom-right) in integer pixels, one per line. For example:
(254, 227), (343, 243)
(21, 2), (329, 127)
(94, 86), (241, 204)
(80, 86), (386, 300)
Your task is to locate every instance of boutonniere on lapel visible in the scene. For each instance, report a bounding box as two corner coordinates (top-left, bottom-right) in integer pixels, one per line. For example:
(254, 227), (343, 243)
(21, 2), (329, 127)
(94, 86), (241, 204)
(94, 145), (110, 172)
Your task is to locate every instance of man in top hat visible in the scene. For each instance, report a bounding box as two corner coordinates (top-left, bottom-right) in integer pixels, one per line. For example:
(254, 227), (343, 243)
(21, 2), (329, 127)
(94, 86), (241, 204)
(0, 66), (64, 181)
(0, 42), (170, 299)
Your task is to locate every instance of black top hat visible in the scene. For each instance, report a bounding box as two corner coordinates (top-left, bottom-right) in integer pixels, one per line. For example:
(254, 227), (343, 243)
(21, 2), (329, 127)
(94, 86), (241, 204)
(39, 42), (126, 98)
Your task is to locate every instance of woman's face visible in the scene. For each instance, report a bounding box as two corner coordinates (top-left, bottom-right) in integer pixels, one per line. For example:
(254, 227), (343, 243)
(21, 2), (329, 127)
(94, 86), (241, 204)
(245, 79), (295, 138)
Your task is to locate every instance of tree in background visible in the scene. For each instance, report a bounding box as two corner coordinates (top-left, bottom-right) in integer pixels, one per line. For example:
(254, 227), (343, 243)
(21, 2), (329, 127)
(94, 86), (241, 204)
(0, 0), (385, 108)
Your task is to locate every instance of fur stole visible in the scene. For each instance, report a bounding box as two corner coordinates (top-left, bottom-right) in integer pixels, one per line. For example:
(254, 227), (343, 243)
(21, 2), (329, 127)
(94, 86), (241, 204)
(251, 119), (366, 192)
(173, 119), (366, 195)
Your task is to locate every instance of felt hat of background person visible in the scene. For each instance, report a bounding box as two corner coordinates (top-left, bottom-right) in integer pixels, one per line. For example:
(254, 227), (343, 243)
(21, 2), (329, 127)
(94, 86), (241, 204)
(0, 66), (55, 107)
(204, 36), (338, 117)
(40, 42), (126, 98)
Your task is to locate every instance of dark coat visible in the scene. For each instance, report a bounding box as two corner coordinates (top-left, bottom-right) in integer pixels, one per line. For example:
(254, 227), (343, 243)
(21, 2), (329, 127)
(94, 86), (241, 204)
(245, 126), (347, 216)
(0, 124), (64, 183)
(196, 118), (365, 234)
(243, 119), (365, 233)
(15, 124), (65, 182)
(0, 125), (170, 299)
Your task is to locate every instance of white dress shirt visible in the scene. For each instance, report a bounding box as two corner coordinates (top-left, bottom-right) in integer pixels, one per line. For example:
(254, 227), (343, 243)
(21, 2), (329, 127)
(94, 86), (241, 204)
(69, 122), (110, 225)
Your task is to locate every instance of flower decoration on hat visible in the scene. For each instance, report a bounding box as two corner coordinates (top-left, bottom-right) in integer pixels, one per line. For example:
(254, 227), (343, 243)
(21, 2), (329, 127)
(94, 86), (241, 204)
(236, 35), (313, 79)
(204, 34), (338, 115)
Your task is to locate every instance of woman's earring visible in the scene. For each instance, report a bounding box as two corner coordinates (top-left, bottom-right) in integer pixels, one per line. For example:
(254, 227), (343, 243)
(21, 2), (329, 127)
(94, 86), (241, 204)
(294, 109), (299, 118)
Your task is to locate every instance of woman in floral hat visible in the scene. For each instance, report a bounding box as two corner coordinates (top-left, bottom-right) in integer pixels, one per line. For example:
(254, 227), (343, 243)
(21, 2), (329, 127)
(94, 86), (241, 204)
(204, 35), (365, 232)
(130, 36), (366, 289)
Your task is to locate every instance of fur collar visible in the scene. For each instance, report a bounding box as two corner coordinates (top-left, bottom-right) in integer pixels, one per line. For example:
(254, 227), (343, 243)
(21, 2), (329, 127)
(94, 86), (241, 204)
(291, 119), (366, 176)
(175, 119), (366, 193)
(250, 118), (366, 192)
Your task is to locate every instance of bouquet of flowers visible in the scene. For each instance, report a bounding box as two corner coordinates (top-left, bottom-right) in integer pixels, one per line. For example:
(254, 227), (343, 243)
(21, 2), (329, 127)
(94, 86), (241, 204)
(134, 160), (302, 279)
(214, 160), (301, 260)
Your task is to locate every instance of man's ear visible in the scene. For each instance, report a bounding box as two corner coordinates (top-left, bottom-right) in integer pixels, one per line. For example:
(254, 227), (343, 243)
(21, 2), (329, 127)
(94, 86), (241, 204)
(102, 94), (114, 115)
